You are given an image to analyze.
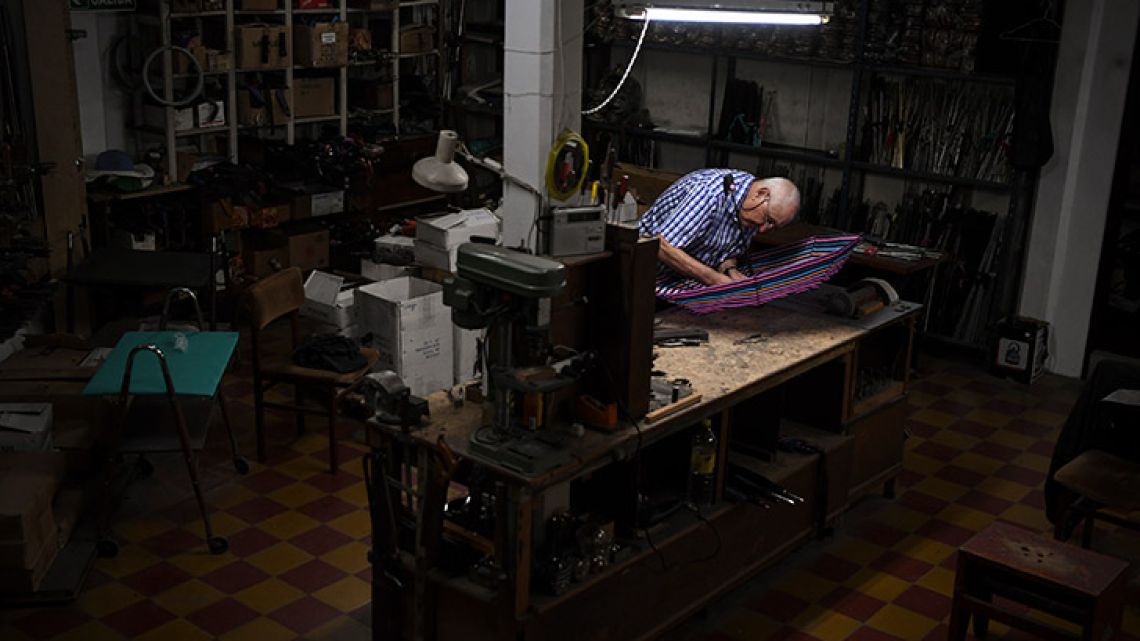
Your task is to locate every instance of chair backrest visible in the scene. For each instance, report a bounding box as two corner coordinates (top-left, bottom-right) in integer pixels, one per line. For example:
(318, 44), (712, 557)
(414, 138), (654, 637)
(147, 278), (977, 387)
(245, 266), (305, 331)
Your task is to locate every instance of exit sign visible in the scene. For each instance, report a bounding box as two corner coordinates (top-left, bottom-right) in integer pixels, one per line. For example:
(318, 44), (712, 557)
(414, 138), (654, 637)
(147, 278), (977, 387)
(70, 0), (137, 11)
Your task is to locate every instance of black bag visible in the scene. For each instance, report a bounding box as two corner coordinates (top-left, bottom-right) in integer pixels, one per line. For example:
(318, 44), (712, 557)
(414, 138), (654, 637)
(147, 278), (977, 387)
(293, 334), (367, 373)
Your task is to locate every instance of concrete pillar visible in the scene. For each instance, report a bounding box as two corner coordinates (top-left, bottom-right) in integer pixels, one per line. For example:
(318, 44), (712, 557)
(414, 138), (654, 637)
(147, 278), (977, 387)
(1019, 0), (1139, 376)
(501, 0), (583, 250)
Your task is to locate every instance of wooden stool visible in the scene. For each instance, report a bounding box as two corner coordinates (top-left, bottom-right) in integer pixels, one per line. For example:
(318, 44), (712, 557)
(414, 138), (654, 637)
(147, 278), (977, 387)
(949, 521), (1129, 641)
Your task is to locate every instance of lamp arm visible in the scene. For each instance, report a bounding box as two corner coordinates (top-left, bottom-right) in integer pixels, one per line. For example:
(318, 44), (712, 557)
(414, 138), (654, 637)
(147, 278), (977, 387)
(457, 145), (545, 199)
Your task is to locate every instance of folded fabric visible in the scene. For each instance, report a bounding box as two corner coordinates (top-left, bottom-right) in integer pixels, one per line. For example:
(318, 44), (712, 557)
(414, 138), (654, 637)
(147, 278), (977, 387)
(656, 234), (861, 314)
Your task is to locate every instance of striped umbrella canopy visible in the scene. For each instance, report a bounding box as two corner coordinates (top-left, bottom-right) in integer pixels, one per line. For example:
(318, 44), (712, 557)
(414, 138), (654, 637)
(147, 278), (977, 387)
(656, 234), (862, 314)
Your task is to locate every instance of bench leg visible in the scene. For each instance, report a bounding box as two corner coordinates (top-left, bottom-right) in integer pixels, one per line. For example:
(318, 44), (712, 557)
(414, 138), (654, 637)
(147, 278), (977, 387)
(949, 558), (972, 641)
(972, 587), (992, 638)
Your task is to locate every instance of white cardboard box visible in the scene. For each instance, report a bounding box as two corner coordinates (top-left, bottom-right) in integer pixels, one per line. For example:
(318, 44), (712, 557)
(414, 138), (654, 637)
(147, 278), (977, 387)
(415, 209), (498, 249)
(453, 325), (481, 385)
(355, 277), (453, 397)
(374, 234), (415, 255)
(361, 259), (413, 282)
(143, 103), (194, 132)
(414, 240), (456, 271)
(301, 271), (357, 329)
(0, 403), (53, 452)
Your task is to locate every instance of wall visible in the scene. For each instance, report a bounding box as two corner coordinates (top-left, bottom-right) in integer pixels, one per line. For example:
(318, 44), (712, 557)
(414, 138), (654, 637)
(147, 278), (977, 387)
(70, 11), (131, 160)
(1019, 0), (1140, 376)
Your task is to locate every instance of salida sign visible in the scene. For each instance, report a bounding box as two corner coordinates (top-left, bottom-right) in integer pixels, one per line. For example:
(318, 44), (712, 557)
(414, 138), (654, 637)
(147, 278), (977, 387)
(70, 0), (137, 11)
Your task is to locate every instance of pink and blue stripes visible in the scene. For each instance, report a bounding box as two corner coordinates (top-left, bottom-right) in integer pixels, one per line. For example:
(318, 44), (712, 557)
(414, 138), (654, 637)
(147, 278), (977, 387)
(656, 234), (861, 314)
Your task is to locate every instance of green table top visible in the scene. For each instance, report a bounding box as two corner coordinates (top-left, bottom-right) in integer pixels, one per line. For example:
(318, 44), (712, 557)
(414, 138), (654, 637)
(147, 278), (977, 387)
(83, 331), (238, 397)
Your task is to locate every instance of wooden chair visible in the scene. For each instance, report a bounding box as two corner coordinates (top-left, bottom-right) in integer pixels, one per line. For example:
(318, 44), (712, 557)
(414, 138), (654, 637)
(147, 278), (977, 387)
(244, 267), (378, 473)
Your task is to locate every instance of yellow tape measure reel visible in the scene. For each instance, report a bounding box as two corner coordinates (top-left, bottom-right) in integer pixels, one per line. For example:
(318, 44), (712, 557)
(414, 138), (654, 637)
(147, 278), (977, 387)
(545, 130), (590, 201)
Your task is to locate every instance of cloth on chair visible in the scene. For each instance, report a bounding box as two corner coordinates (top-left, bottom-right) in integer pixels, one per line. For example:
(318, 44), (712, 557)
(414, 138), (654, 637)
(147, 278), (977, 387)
(655, 234), (861, 315)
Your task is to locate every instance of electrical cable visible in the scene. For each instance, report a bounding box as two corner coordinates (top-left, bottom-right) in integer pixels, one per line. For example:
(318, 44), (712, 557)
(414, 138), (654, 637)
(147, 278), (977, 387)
(142, 45), (204, 107)
(581, 15), (650, 116)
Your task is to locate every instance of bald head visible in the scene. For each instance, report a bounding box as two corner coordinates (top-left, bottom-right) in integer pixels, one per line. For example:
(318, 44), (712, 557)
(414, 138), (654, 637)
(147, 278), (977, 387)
(741, 176), (801, 232)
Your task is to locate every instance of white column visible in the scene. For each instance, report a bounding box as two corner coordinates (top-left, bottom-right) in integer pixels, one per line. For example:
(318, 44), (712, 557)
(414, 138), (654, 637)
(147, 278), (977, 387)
(1019, 0), (1139, 376)
(501, 0), (583, 250)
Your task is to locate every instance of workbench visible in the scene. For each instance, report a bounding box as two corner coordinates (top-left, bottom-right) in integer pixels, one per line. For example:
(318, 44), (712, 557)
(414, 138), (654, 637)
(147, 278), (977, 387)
(371, 286), (921, 641)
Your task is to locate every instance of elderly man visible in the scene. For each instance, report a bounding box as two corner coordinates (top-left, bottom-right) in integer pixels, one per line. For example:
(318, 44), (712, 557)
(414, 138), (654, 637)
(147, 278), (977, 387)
(639, 168), (800, 285)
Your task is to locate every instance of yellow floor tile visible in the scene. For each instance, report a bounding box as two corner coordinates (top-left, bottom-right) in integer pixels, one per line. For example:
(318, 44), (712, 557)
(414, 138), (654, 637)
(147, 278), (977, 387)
(936, 504), (996, 532)
(1124, 607), (1140, 635)
(327, 510), (371, 539)
(167, 550), (239, 577)
(928, 428), (980, 451)
(795, 606), (861, 641)
(152, 578), (228, 617)
(975, 478), (1033, 502)
(321, 541), (370, 574)
(259, 511), (320, 540)
(1019, 408), (1066, 428)
(53, 620), (124, 641)
(988, 430), (1037, 450)
(275, 455), (327, 480)
(114, 518), (180, 543)
(291, 432), (329, 454)
(910, 408), (957, 429)
(951, 452), (1006, 476)
(268, 482), (326, 509)
(906, 390), (939, 408)
(136, 618), (214, 641)
(903, 453), (946, 477)
(334, 482), (368, 508)
(246, 542), (312, 576)
(94, 544), (161, 579)
(210, 511), (251, 537)
(1000, 503), (1052, 532)
(844, 568), (910, 603)
(310, 615), (372, 641)
(828, 538), (886, 566)
(895, 535), (956, 566)
(866, 603), (940, 639)
(778, 571), (838, 603)
(209, 484), (257, 510)
(719, 609), (784, 641)
(964, 409), (1013, 428)
(944, 389), (988, 407)
(219, 616), (297, 641)
(1013, 452), (1052, 474)
(916, 566), (957, 596)
(234, 578), (305, 614)
(911, 477), (970, 503)
(314, 575), (371, 612)
(75, 581), (143, 618)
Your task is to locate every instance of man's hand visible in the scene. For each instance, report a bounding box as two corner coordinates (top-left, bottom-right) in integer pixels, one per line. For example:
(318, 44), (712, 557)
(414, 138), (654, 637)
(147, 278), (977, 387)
(718, 260), (748, 282)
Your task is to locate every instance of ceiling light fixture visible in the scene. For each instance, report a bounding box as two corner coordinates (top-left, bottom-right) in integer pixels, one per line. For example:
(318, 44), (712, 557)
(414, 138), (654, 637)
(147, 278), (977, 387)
(614, 1), (833, 25)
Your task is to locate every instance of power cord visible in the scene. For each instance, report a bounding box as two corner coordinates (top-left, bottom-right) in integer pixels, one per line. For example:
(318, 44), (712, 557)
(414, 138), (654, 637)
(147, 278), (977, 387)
(582, 16), (651, 115)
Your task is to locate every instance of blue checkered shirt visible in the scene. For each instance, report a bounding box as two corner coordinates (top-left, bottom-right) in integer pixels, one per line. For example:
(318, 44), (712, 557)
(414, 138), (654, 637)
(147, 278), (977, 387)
(638, 169), (757, 275)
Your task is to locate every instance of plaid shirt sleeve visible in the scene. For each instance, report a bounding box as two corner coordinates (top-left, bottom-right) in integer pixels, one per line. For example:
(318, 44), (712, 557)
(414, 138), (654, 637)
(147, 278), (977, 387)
(638, 172), (717, 251)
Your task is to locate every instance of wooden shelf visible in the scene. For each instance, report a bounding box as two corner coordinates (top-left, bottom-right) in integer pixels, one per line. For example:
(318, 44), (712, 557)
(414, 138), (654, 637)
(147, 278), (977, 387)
(850, 161), (1011, 192)
(710, 139), (846, 169)
(294, 115), (343, 124)
(170, 10), (227, 18)
(864, 63), (1016, 86)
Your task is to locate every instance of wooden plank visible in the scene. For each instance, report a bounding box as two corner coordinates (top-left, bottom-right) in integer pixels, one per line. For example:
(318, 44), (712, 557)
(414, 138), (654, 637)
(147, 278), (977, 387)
(24, 0), (86, 277)
(644, 394), (702, 423)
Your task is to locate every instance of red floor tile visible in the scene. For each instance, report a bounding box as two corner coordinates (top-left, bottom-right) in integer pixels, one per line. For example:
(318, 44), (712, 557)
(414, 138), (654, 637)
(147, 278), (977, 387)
(848, 626), (907, 641)
(912, 440), (961, 462)
(935, 464), (987, 487)
(820, 586), (886, 622)
(267, 595), (341, 633)
(186, 598), (259, 636)
(916, 519), (975, 547)
(930, 399), (973, 417)
(768, 627), (824, 641)
(290, 524), (354, 556)
(101, 601), (176, 638)
(297, 495), (357, 522)
(279, 558), (346, 593)
(1006, 418), (1054, 437)
(855, 522), (909, 548)
(982, 398), (1026, 416)
(241, 469), (295, 494)
(305, 470), (362, 493)
(200, 561), (271, 594)
(904, 419), (940, 438)
(140, 527), (206, 556)
(227, 526), (280, 556)
(893, 584), (953, 620)
(949, 420), (998, 439)
(870, 550), (934, 582)
(11, 608), (90, 639)
(899, 490), (950, 516)
(970, 441), (1020, 462)
(226, 496), (289, 524)
(958, 490), (1015, 515)
(993, 464), (1044, 487)
(121, 561), (192, 595)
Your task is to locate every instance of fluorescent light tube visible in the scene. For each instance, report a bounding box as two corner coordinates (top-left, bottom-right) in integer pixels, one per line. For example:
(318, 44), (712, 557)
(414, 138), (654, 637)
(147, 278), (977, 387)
(636, 7), (827, 24)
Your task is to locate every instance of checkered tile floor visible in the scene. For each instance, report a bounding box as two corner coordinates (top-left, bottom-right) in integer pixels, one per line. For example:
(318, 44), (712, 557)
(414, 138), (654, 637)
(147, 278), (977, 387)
(2, 353), (1138, 640)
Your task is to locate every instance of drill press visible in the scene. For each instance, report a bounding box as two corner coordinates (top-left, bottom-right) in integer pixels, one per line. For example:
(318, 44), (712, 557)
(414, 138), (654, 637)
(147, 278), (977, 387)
(443, 243), (590, 474)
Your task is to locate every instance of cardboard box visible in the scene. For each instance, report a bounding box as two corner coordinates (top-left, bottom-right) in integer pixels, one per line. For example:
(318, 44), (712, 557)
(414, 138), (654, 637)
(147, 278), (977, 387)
(175, 42), (208, 74)
(0, 501), (55, 568)
(350, 80), (393, 110)
(0, 346), (106, 383)
(0, 404), (53, 453)
(293, 77), (336, 118)
(0, 486), (83, 594)
(287, 229), (330, 272)
(361, 259), (413, 282)
(143, 103), (194, 132)
(203, 198), (250, 234)
(454, 326), (480, 385)
(354, 277), (453, 396)
(292, 188), (345, 218)
(414, 241), (455, 271)
(399, 26), (435, 54)
(302, 271), (357, 329)
(0, 452), (68, 541)
(242, 233), (290, 277)
(240, 0), (278, 9)
(294, 23), (349, 68)
(196, 100), (226, 128)
(374, 234), (415, 263)
(206, 49), (232, 73)
(237, 88), (290, 127)
(415, 209), (498, 249)
(246, 203), (291, 229)
(237, 25), (290, 70)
